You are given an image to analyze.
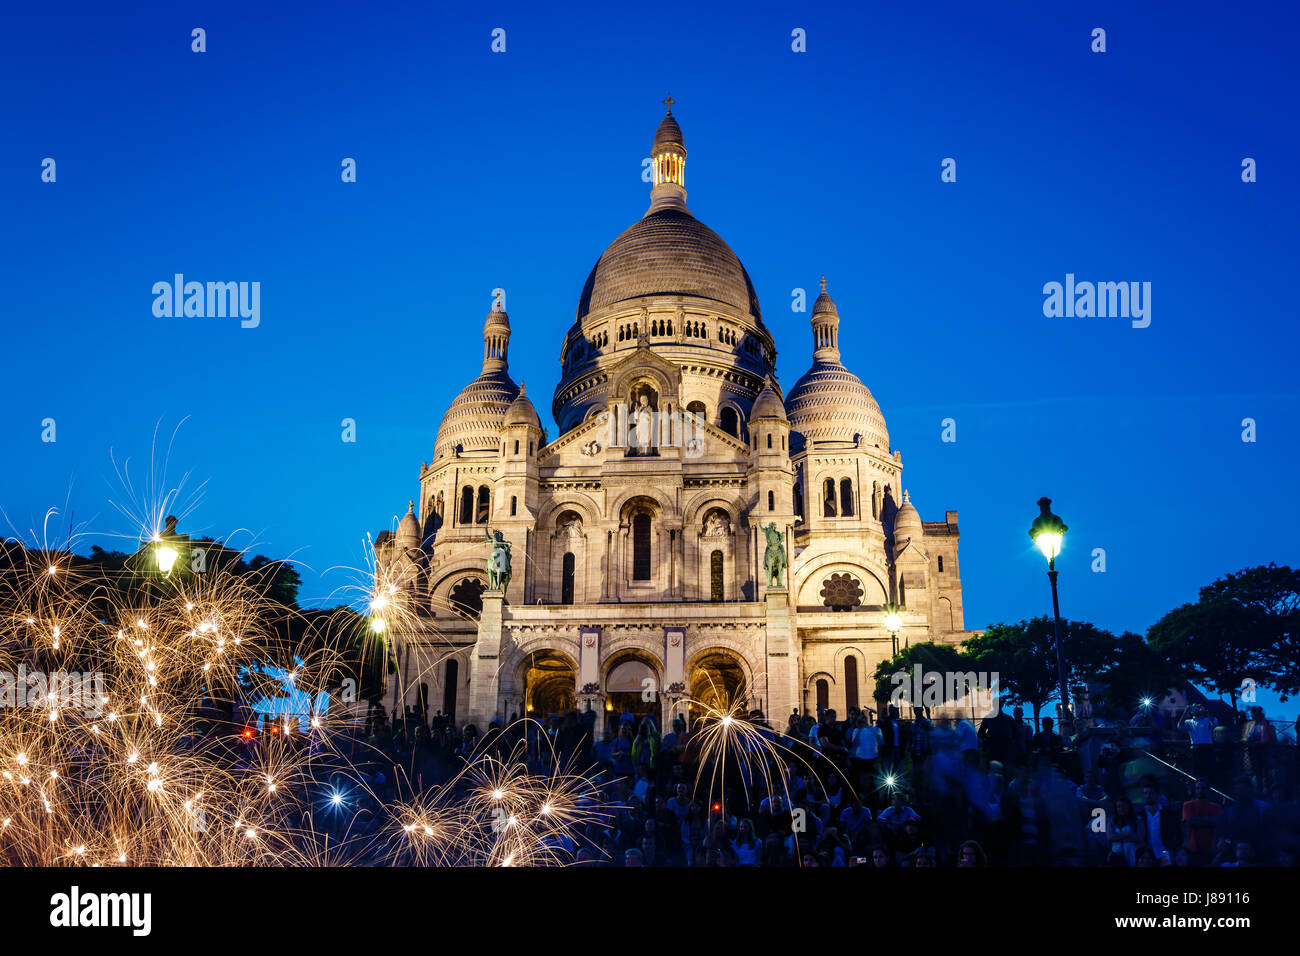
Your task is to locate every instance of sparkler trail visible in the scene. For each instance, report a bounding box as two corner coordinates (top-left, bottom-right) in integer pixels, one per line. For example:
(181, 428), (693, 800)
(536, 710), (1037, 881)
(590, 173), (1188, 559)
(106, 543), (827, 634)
(0, 506), (606, 867)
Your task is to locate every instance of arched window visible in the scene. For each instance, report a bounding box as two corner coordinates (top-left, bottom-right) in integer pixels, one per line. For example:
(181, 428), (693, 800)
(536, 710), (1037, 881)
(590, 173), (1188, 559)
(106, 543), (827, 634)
(459, 486), (474, 525)
(793, 483), (803, 518)
(632, 513), (652, 581)
(844, 656), (859, 711)
(561, 552), (575, 605)
(768, 490), (775, 511)
(766, 433), (772, 449)
(476, 485), (490, 524)
(823, 478), (837, 517)
(449, 577), (486, 619)
(443, 659), (459, 721)
(710, 550), (723, 602)
(840, 478), (854, 517)
(720, 406), (739, 438)
(510, 495), (517, 516)
(937, 555), (944, 573)
(816, 679), (829, 715)
(514, 439), (520, 455)
(687, 401), (706, 421)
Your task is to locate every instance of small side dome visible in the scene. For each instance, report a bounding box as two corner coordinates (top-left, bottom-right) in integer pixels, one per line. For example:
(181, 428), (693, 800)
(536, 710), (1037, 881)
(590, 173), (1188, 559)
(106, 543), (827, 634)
(504, 382), (542, 429)
(396, 501), (420, 546)
(894, 489), (922, 535)
(751, 378), (787, 421)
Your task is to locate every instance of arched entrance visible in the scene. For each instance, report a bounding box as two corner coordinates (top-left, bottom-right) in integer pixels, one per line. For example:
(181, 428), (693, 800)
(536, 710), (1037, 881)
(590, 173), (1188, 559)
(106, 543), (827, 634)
(688, 651), (747, 724)
(522, 652), (576, 720)
(604, 655), (661, 728)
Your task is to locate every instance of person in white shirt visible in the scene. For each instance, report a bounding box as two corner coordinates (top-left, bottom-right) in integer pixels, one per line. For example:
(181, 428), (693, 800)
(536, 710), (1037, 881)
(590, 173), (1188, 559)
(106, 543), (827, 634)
(847, 712), (882, 794)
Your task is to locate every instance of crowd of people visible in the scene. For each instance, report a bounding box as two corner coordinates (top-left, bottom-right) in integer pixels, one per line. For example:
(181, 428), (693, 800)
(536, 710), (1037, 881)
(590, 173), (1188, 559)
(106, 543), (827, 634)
(340, 698), (1300, 867)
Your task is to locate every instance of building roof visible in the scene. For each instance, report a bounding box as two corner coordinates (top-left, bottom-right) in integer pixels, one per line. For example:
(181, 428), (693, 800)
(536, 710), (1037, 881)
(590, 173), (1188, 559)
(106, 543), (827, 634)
(575, 209), (762, 322)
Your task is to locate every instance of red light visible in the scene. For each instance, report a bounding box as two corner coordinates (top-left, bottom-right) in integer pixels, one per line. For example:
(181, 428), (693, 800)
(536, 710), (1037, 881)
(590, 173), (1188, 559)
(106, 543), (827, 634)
(242, 729), (254, 739)
(270, 725), (280, 735)
(712, 802), (721, 813)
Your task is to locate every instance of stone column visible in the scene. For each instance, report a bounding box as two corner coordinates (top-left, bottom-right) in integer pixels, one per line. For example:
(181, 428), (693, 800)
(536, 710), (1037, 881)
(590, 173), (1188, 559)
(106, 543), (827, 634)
(764, 588), (799, 727)
(468, 591), (505, 729)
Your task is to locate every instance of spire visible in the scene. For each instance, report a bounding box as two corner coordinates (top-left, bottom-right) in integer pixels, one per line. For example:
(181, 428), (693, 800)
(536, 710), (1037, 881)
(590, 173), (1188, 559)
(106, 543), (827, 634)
(811, 275), (840, 363)
(482, 293), (511, 372)
(648, 96), (689, 215)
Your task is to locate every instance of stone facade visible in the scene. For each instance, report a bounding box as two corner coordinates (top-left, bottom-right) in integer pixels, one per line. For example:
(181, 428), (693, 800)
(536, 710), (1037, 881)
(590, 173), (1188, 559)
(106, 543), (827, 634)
(374, 104), (977, 732)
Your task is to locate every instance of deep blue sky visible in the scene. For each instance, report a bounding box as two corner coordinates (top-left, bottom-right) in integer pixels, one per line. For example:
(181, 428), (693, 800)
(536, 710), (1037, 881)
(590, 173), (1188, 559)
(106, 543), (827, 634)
(2, 3), (1297, 706)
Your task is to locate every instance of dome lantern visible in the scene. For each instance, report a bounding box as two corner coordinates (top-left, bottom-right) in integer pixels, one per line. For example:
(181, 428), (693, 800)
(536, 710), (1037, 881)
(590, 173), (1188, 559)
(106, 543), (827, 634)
(648, 95), (689, 215)
(482, 294), (511, 373)
(811, 275), (841, 363)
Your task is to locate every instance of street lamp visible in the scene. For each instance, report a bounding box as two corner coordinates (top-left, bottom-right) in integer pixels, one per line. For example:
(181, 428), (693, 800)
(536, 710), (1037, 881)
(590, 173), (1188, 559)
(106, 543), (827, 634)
(1029, 497), (1070, 729)
(153, 541), (179, 575)
(884, 603), (903, 657)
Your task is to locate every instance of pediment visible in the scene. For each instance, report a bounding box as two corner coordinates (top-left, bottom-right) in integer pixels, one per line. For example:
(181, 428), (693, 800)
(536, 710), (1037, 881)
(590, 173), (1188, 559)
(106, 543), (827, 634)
(605, 343), (683, 404)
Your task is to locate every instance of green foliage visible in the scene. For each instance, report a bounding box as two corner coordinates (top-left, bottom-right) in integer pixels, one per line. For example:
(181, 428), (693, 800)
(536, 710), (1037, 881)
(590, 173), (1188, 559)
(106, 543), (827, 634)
(872, 641), (972, 706)
(1200, 563), (1300, 700)
(1147, 599), (1269, 709)
(963, 620), (1060, 724)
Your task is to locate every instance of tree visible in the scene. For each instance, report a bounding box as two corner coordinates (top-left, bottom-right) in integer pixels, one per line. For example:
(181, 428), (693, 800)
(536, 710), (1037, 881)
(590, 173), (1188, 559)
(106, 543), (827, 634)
(1200, 564), (1300, 700)
(1065, 626), (1185, 716)
(963, 620), (1060, 728)
(872, 641), (974, 709)
(1147, 599), (1270, 712)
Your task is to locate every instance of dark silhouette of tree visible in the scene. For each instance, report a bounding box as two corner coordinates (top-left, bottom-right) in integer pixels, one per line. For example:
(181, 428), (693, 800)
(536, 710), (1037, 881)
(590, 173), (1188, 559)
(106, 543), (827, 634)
(1199, 564), (1300, 700)
(963, 620), (1060, 729)
(1147, 581), (1276, 712)
(872, 641), (972, 709)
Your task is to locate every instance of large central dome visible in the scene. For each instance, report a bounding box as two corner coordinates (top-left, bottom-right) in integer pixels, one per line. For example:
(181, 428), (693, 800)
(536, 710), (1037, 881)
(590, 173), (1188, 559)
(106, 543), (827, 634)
(575, 208), (763, 321)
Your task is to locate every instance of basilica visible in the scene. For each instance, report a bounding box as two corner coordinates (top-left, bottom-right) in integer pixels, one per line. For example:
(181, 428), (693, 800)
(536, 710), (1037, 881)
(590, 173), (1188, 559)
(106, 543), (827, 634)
(374, 102), (975, 732)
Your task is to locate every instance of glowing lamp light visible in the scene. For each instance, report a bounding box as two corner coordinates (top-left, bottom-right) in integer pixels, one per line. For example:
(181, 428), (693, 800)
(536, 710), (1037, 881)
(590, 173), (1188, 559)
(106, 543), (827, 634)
(1028, 498), (1068, 566)
(1141, 697), (1154, 708)
(884, 612), (902, 633)
(1034, 532), (1063, 561)
(154, 544), (180, 575)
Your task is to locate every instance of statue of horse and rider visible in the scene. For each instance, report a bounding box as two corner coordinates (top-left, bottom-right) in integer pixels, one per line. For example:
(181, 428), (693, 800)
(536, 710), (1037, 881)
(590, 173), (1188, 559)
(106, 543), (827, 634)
(761, 522), (786, 589)
(485, 525), (512, 591)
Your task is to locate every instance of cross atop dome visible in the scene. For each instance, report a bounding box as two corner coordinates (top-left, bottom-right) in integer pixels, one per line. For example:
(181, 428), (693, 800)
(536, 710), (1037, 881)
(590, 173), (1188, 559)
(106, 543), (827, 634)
(663, 93), (674, 112)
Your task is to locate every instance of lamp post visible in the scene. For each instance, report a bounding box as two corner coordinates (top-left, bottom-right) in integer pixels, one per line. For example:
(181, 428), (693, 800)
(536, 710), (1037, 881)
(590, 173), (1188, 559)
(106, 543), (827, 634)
(884, 603), (903, 658)
(1029, 497), (1071, 730)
